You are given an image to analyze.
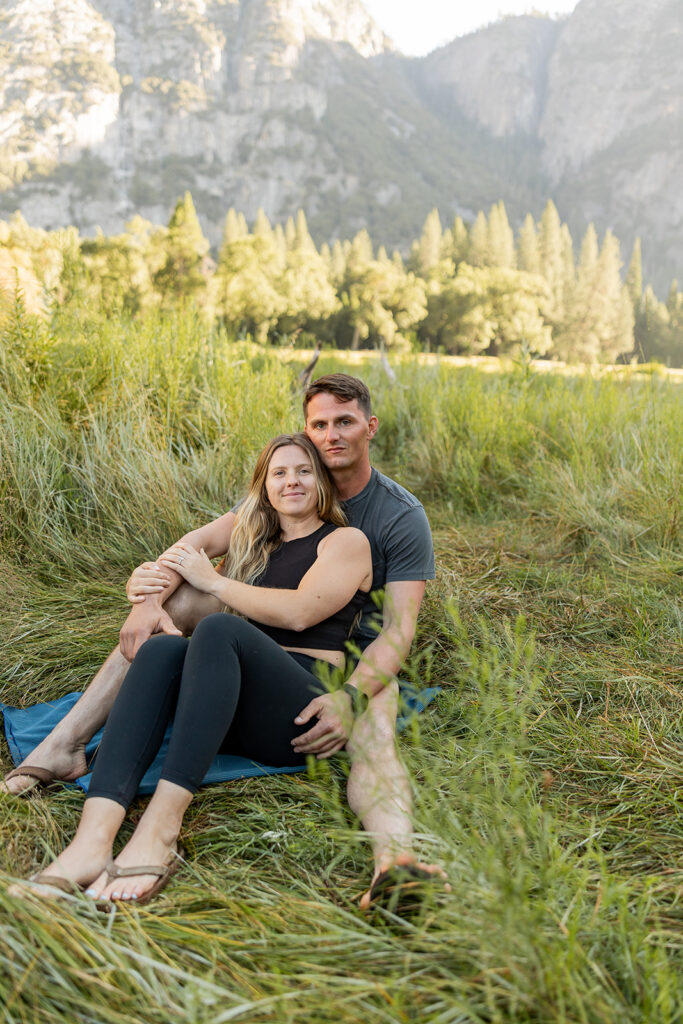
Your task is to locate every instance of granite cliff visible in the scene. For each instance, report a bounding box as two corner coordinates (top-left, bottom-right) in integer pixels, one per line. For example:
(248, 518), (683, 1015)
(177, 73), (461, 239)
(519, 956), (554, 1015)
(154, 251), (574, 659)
(0, 0), (680, 288)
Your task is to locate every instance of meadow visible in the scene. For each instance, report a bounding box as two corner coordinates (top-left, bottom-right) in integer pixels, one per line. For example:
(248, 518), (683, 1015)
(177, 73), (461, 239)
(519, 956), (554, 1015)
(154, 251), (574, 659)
(0, 304), (681, 1023)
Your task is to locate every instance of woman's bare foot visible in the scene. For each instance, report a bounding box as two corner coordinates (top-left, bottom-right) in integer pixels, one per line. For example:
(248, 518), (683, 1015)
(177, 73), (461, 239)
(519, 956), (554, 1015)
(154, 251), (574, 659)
(86, 828), (180, 903)
(8, 796), (125, 900)
(85, 781), (190, 903)
(1, 737), (89, 795)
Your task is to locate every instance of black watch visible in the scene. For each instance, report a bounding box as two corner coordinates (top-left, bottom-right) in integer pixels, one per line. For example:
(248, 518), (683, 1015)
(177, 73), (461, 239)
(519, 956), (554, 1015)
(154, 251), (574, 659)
(343, 683), (368, 715)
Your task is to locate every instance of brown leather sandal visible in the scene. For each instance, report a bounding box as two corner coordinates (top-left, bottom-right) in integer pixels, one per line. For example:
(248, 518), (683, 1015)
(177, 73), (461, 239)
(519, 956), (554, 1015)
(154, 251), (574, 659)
(95, 847), (185, 908)
(1, 765), (59, 795)
(9, 872), (85, 900)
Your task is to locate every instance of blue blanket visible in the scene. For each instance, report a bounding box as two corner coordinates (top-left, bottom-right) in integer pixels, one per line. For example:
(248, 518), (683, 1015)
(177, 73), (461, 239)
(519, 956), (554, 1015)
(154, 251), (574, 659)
(1, 684), (440, 795)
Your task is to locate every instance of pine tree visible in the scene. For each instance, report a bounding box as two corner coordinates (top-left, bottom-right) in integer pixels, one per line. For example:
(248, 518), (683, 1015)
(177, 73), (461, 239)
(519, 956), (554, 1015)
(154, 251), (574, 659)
(347, 230), (373, 270)
(330, 240), (346, 286)
(273, 223), (287, 257)
(253, 209), (274, 239)
(555, 227), (633, 363)
(487, 201), (515, 269)
(537, 201), (577, 352)
(552, 224), (598, 361)
(517, 214), (540, 275)
(469, 211), (489, 267)
(560, 224), (575, 301)
(277, 214), (338, 333)
(626, 238), (643, 311)
(417, 208), (443, 275)
(596, 231), (633, 361)
(451, 216), (470, 265)
(666, 278), (680, 313)
(633, 284), (683, 365)
(284, 216), (297, 249)
(222, 208), (248, 244)
(538, 201), (565, 312)
(212, 211), (286, 341)
(294, 209), (314, 252)
(153, 192), (210, 307)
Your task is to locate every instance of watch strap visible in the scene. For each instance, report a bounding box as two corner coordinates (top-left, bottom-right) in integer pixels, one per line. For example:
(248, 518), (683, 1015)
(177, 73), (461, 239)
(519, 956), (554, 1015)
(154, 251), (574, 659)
(343, 682), (368, 714)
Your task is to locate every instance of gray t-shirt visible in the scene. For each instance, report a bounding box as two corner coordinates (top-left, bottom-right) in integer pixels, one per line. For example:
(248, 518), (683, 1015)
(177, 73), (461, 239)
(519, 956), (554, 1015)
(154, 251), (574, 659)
(343, 468), (435, 649)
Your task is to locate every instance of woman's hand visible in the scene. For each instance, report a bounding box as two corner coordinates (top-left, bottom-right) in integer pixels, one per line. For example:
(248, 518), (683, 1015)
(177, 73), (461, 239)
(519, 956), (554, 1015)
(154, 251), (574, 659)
(159, 542), (219, 595)
(126, 562), (171, 604)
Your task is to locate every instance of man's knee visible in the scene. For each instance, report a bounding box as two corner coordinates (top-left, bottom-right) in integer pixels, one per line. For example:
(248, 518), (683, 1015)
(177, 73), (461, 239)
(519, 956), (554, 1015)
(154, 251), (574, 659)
(165, 584), (224, 634)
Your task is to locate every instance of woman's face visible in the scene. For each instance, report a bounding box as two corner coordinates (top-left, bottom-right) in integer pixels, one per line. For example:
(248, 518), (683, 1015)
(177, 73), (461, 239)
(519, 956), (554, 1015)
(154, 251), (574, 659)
(265, 444), (319, 518)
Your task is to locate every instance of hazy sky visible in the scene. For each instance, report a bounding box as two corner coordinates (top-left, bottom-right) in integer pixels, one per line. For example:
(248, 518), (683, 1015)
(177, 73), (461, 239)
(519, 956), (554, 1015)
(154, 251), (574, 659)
(364, 1), (579, 56)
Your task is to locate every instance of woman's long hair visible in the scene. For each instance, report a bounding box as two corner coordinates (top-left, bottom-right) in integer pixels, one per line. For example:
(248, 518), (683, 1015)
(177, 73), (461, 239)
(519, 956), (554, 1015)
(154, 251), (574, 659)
(226, 433), (346, 584)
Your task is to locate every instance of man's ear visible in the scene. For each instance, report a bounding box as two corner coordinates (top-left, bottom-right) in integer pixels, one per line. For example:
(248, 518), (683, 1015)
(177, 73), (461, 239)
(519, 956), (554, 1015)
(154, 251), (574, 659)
(367, 415), (379, 440)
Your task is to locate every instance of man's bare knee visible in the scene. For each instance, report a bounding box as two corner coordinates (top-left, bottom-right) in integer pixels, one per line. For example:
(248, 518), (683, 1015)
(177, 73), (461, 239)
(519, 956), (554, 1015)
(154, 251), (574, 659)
(165, 583), (224, 634)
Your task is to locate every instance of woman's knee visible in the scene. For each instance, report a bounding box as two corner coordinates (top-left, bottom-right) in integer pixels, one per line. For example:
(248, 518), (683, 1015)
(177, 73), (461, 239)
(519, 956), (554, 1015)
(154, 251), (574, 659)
(123, 634), (188, 698)
(190, 611), (249, 647)
(136, 633), (189, 665)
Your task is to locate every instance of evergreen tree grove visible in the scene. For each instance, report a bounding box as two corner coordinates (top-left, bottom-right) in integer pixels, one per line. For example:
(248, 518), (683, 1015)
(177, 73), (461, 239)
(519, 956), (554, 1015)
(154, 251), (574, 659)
(1, 193), (679, 365)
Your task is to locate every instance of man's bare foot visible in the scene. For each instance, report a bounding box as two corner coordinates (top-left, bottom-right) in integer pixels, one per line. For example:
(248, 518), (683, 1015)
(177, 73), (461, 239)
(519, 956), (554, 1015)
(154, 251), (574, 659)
(1, 737), (89, 796)
(360, 853), (450, 911)
(85, 825), (181, 903)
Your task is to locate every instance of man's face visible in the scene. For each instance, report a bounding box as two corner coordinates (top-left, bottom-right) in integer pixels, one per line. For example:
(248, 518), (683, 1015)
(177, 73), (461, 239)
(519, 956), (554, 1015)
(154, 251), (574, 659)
(304, 393), (378, 472)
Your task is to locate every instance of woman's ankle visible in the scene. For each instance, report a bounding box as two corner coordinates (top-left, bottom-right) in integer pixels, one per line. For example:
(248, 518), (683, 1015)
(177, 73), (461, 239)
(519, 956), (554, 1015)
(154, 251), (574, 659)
(138, 782), (193, 841)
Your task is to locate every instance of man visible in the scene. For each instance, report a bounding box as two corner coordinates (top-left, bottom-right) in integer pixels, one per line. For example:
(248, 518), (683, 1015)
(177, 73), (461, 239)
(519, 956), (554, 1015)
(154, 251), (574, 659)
(4, 374), (442, 905)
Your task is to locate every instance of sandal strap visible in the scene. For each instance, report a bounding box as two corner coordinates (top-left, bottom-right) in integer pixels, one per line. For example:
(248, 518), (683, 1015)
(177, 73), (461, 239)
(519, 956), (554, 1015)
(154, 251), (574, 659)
(4, 765), (56, 784)
(105, 859), (168, 880)
(30, 873), (80, 893)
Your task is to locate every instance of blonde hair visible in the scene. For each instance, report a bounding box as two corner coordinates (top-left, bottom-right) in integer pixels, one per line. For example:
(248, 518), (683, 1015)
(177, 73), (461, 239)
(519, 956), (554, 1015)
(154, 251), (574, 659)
(226, 433), (346, 584)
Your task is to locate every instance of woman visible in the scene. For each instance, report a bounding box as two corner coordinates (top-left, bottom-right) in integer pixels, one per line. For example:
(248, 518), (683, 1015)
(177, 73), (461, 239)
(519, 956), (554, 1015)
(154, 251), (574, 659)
(16, 433), (372, 905)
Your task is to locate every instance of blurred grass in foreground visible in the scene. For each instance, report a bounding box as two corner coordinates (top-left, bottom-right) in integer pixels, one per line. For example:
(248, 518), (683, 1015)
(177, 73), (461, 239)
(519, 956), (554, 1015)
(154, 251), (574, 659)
(0, 304), (681, 1023)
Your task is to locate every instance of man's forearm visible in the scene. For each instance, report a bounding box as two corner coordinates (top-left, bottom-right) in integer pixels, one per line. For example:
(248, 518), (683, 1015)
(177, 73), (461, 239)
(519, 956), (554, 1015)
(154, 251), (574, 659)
(140, 568), (183, 608)
(345, 580), (425, 700)
(127, 513), (236, 609)
(345, 627), (411, 699)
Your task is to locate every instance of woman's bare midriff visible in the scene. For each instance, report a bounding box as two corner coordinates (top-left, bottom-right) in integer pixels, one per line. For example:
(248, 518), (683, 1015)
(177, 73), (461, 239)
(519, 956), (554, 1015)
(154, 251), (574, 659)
(283, 646), (344, 667)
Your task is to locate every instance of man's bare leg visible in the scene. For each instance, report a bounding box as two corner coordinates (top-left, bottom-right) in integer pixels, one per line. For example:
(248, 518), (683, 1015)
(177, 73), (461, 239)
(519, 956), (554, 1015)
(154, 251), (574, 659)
(1, 585), (222, 795)
(345, 681), (447, 907)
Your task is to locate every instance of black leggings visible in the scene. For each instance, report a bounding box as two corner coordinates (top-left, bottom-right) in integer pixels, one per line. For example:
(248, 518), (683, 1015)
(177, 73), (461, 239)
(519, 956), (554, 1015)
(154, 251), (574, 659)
(86, 613), (325, 809)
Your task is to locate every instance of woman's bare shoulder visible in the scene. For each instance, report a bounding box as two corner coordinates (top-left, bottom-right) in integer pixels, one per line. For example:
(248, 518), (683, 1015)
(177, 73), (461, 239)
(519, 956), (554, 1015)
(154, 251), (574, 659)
(319, 525), (370, 552)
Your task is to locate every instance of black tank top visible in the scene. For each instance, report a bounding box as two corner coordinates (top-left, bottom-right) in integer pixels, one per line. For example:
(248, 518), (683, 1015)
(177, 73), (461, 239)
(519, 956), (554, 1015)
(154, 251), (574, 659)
(249, 522), (367, 651)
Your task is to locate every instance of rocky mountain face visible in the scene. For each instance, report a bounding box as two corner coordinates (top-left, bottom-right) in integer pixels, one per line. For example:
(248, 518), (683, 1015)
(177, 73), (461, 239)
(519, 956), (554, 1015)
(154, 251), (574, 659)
(0, 0), (680, 289)
(421, 15), (562, 139)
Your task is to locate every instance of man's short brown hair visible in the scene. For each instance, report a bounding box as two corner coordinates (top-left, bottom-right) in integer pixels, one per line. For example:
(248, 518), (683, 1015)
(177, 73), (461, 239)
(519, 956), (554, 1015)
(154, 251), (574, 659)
(303, 373), (372, 419)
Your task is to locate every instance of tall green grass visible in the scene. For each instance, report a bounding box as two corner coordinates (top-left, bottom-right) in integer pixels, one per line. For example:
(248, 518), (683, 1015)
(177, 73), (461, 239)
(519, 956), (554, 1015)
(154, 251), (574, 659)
(1, 304), (681, 1023)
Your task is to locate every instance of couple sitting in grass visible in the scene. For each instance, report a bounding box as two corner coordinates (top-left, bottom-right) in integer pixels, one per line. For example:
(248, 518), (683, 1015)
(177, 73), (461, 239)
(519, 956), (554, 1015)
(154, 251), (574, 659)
(5, 374), (446, 910)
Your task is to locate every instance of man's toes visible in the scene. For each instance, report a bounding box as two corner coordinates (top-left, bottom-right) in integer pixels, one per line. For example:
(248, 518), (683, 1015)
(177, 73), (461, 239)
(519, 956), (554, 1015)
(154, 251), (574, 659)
(359, 888), (373, 910)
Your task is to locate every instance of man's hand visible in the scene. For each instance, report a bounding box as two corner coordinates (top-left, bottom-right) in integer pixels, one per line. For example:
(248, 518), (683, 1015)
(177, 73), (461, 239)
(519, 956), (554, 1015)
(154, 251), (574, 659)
(292, 691), (354, 759)
(119, 604), (182, 662)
